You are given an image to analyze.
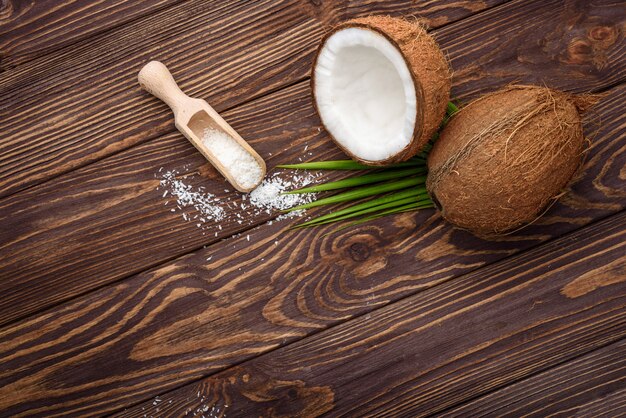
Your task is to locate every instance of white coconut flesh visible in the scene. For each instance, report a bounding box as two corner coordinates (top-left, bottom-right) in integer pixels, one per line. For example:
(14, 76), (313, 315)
(314, 27), (418, 162)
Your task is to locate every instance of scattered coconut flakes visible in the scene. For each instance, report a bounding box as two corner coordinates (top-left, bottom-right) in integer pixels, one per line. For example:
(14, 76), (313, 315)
(157, 168), (321, 232)
(275, 209), (306, 221)
(249, 172), (318, 213)
(160, 171), (225, 222)
(202, 128), (263, 190)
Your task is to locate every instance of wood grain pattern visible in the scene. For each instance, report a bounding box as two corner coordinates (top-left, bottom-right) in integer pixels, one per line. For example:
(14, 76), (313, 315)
(0, 82), (623, 416)
(441, 338), (626, 417)
(437, 0), (626, 100)
(0, 0), (182, 70)
(271, 0), (510, 30)
(0, 0), (496, 72)
(117, 211), (626, 418)
(1, 0), (621, 198)
(0, 1), (624, 327)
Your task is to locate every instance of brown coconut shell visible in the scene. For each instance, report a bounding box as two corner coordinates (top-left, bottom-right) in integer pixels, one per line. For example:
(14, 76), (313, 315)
(311, 16), (451, 165)
(427, 85), (598, 236)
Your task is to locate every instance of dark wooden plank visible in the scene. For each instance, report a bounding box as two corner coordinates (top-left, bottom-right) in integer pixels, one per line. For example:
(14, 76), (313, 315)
(1, 0), (620, 199)
(337, 0), (506, 28)
(117, 210), (626, 418)
(0, 82), (623, 416)
(0, 0), (624, 327)
(0, 0), (182, 70)
(569, 390), (626, 417)
(442, 339), (626, 417)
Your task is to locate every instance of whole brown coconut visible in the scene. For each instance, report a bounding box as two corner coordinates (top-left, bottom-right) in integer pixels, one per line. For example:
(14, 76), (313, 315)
(312, 16), (451, 165)
(427, 85), (597, 236)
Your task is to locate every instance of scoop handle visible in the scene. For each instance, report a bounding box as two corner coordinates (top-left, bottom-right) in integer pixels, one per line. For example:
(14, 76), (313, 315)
(138, 61), (189, 114)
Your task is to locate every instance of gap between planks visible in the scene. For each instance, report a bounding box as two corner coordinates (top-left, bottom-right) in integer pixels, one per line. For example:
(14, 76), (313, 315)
(436, 333), (626, 416)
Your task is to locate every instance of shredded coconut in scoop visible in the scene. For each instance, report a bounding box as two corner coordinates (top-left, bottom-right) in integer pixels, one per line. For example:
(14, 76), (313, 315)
(201, 128), (263, 190)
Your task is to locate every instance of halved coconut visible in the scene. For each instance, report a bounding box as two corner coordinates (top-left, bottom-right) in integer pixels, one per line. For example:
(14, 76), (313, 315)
(312, 16), (451, 165)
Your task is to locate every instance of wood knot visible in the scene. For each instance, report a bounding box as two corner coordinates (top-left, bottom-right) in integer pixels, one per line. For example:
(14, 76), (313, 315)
(349, 242), (370, 261)
(566, 23), (620, 70)
(334, 234), (387, 277)
(0, 0), (18, 24)
(567, 38), (593, 65)
(588, 25), (619, 48)
(224, 367), (335, 416)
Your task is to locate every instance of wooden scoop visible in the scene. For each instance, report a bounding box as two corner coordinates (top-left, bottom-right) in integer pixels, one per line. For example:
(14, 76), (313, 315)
(138, 61), (266, 192)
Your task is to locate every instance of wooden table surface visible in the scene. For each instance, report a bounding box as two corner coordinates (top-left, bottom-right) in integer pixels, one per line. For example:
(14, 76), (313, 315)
(0, 0), (625, 416)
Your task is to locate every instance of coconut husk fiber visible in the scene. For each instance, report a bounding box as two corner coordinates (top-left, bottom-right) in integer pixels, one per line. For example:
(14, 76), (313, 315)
(312, 16), (451, 164)
(427, 85), (600, 236)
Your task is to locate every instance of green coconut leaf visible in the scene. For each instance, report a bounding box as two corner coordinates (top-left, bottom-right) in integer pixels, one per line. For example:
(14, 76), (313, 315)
(293, 189), (430, 228)
(285, 177), (427, 212)
(283, 167), (426, 194)
(343, 200), (435, 228)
